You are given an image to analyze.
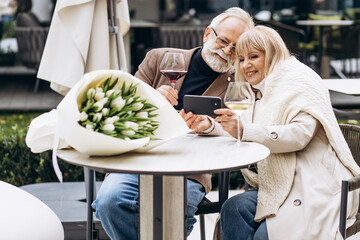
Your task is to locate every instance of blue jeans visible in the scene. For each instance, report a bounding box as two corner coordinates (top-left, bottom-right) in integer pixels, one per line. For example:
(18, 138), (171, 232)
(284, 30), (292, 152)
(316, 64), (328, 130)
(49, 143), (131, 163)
(220, 190), (268, 240)
(92, 173), (205, 240)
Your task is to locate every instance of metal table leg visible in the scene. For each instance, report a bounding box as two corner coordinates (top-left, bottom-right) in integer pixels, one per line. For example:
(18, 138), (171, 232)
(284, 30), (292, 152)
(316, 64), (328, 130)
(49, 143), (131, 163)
(85, 167), (95, 240)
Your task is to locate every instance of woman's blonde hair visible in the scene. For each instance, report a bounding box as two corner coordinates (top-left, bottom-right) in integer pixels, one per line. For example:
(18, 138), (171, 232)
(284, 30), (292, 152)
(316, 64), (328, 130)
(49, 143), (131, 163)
(235, 25), (290, 81)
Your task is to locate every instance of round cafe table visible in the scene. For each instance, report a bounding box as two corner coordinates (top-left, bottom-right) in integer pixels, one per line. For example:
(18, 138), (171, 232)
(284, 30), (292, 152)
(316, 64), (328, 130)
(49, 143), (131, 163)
(58, 134), (270, 240)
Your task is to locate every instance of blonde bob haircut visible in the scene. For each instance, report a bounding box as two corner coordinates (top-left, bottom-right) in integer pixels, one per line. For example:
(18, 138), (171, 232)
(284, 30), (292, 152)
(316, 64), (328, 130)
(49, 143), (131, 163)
(235, 25), (290, 82)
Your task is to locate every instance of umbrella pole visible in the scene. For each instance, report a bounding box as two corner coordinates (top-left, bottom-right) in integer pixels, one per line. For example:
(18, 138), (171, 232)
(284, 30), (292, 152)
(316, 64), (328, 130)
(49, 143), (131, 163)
(107, 0), (122, 70)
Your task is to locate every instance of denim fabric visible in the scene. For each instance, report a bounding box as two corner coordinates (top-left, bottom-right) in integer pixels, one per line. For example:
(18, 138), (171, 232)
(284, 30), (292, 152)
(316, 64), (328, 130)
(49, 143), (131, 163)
(220, 190), (268, 240)
(92, 173), (205, 240)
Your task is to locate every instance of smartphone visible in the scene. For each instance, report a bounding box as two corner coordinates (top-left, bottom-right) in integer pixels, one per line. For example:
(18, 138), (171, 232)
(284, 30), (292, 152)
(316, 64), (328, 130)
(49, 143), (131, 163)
(183, 95), (222, 117)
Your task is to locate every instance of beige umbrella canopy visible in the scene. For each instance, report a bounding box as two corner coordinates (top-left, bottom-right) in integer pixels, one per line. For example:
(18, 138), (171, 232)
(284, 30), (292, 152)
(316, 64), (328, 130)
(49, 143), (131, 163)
(37, 0), (130, 96)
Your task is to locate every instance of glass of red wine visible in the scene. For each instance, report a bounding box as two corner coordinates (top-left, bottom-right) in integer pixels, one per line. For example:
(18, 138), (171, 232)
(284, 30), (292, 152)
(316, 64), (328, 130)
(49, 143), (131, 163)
(160, 52), (187, 89)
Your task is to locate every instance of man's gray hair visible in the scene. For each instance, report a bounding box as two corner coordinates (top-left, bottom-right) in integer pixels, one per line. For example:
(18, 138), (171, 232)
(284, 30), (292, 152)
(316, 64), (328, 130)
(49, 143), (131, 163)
(209, 7), (254, 30)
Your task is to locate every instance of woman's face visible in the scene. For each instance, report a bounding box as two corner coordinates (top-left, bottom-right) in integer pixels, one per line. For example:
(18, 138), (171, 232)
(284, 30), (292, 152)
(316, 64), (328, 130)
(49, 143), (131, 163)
(238, 49), (266, 86)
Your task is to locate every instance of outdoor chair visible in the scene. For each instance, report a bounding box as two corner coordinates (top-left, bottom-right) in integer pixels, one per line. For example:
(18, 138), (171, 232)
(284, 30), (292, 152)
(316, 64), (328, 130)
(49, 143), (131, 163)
(333, 108), (360, 121)
(339, 124), (360, 239)
(14, 12), (49, 93)
(156, 25), (205, 49)
(195, 171), (230, 240)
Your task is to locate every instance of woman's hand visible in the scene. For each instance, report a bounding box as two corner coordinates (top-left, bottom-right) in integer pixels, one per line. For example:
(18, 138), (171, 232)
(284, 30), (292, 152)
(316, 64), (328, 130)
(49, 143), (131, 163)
(179, 109), (212, 133)
(156, 85), (178, 106)
(214, 109), (243, 138)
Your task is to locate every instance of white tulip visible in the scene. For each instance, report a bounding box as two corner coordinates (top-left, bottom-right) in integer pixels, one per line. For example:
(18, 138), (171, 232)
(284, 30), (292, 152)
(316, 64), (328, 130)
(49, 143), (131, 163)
(127, 97), (134, 104)
(110, 96), (126, 110)
(104, 117), (116, 125)
(138, 121), (148, 126)
(135, 111), (148, 118)
(94, 92), (105, 101)
(112, 116), (120, 122)
(87, 88), (95, 99)
(121, 130), (135, 136)
(132, 102), (144, 111)
(98, 97), (108, 106)
(124, 121), (139, 131)
(93, 113), (102, 122)
(94, 102), (104, 112)
(103, 123), (115, 131)
(95, 87), (103, 93)
(85, 124), (94, 130)
(79, 111), (88, 121)
(102, 108), (109, 116)
(106, 89), (115, 97)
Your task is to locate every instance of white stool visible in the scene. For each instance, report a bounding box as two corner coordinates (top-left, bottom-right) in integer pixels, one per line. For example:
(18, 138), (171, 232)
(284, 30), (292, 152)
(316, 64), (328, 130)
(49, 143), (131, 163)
(0, 181), (64, 240)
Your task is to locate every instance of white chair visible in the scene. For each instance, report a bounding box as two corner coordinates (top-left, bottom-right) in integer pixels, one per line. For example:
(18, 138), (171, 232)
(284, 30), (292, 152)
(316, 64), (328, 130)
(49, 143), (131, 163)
(0, 180), (64, 240)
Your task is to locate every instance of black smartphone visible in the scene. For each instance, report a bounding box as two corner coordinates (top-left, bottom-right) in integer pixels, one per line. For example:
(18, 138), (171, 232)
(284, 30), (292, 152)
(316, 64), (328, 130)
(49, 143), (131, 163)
(183, 95), (222, 117)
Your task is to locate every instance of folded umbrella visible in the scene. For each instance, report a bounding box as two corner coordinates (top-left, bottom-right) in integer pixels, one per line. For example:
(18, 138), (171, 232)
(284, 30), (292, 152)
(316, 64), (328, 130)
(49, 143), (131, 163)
(37, 0), (130, 95)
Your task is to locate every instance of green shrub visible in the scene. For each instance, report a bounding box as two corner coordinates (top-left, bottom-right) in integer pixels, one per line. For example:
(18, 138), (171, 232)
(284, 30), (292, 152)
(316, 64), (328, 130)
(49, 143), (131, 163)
(1, 20), (15, 40)
(0, 112), (85, 186)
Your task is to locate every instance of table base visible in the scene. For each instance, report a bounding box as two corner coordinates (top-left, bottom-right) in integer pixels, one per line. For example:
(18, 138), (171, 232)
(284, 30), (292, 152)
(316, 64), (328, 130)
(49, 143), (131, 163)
(140, 175), (187, 240)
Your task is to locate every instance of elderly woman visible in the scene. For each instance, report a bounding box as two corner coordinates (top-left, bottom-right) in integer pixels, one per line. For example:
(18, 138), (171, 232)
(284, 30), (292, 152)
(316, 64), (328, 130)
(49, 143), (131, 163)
(183, 25), (360, 239)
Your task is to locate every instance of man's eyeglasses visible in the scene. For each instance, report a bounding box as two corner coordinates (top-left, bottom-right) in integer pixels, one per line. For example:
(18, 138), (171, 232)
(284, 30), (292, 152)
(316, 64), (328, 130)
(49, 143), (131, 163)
(211, 27), (236, 55)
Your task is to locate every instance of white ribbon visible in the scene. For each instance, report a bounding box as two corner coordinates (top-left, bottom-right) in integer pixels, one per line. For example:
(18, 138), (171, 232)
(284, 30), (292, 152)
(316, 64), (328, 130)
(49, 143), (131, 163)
(52, 115), (63, 183)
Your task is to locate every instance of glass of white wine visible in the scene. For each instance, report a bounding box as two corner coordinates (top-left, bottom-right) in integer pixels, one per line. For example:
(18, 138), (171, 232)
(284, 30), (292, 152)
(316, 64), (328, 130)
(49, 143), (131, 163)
(224, 82), (254, 146)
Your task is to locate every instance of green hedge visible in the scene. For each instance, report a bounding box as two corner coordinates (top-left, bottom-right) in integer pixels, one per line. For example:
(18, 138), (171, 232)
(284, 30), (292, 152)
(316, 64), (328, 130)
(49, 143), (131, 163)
(0, 112), (85, 186)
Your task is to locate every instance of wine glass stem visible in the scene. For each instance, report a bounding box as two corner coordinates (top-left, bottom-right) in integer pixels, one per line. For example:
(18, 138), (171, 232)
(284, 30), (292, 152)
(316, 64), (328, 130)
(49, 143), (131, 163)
(171, 82), (175, 89)
(237, 115), (241, 146)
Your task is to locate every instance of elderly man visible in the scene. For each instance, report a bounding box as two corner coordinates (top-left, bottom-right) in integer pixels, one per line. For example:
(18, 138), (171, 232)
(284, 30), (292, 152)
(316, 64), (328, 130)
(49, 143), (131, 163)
(92, 7), (254, 239)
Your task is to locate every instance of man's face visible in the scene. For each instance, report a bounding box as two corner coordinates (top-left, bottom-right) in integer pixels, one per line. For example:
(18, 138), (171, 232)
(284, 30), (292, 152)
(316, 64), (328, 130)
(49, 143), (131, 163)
(202, 17), (247, 73)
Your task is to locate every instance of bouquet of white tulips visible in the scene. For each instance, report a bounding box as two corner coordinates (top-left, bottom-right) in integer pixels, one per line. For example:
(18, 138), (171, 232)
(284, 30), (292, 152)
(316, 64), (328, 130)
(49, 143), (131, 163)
(78, 76), (159, 141)
(26, 70), (191, 157)
(26, 70), (191, 182)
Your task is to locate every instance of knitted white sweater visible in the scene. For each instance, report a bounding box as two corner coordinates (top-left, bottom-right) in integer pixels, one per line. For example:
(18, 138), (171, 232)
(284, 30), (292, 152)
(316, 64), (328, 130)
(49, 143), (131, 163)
(239, 57), (360, 221)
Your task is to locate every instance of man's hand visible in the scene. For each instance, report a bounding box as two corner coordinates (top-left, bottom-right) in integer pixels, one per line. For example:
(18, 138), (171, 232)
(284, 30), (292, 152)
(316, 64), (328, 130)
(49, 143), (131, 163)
(179, 109), (212, 133)
(156, 85), (178, 106)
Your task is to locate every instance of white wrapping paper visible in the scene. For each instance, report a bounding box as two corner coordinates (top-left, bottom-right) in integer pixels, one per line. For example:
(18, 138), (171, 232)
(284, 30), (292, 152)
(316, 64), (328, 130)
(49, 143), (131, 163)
(26, 70), (191, 181)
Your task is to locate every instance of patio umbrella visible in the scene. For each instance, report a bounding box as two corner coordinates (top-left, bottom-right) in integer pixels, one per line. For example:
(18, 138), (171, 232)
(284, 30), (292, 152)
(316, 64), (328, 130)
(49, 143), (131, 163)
(37, 0), (130, 95)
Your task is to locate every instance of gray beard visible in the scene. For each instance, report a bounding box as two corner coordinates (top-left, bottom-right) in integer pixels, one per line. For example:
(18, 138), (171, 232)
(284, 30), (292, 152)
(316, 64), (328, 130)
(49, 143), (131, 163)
(202, 40), (234, 73)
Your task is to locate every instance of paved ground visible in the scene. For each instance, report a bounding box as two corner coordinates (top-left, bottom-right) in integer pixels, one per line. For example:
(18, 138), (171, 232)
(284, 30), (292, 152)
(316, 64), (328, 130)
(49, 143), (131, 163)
(0, 68), (63, 112)
(188, 189), (243, 240)
(20, 181), (242, 240)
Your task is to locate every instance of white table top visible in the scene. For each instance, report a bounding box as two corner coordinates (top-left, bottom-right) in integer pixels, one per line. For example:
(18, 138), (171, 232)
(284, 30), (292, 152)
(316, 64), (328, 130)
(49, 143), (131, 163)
(296, 20), (354, 26)
(57, 135), (270, 175)
(323, 78), (360, 95)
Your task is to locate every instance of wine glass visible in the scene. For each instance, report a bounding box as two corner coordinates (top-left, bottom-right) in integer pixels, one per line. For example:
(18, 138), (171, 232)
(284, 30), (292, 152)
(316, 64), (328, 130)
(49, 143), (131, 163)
(160, 52), (187, 89)
(224, 82), (254, 146)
